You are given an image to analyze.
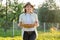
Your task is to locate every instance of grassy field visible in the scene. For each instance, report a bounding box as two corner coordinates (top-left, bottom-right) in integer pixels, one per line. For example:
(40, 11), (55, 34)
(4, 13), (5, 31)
(0, 28), (21, 37)
(0, 28), (60, 40)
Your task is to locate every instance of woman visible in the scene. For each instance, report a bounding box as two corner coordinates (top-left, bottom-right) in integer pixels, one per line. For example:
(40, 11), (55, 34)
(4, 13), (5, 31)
(18, 2), (39, 40)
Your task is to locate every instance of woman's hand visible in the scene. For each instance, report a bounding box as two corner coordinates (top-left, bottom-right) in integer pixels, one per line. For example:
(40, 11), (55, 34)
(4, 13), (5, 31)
(18, 22), (24, 28)
(34, 21), (38, 27)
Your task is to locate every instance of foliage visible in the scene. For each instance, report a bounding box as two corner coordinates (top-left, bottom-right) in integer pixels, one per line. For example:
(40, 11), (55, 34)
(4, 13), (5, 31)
(0, 28), (21, 37)
(38, 0), (60, 23)
(0, 1), (23, 31)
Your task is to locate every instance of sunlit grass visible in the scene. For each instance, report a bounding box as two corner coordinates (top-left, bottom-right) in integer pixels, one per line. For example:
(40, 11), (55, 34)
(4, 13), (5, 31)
(0, 28), (60, 40)
(0, 31), (60, 40)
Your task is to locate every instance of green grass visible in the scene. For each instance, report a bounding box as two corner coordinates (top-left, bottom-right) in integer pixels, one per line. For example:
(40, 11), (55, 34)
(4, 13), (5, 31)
(0, 28), (21, 37)
(0, 28), (60, 40)
(0, 31), (60, 40)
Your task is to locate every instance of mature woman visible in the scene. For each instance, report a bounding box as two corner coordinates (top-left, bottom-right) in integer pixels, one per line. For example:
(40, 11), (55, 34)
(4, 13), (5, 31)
(18, 2), (39, 40)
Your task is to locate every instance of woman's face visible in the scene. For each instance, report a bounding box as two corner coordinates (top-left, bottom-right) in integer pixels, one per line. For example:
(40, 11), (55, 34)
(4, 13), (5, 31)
(25, 5), (33, 13)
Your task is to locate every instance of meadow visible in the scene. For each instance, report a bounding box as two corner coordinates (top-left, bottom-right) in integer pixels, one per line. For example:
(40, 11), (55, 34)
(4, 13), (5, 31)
(0, 28), (60, 40)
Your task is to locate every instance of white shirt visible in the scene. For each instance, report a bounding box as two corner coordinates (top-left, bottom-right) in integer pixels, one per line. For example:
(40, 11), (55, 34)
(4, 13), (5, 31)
(19, 13), (39, 38)
(19, 13), (39, 31)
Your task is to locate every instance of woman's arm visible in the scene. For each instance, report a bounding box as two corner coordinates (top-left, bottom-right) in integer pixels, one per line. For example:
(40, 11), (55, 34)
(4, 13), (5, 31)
(34, 14), (39, 27)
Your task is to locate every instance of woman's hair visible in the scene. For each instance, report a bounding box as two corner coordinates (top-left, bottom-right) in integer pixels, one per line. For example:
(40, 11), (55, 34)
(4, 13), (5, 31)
(23, 2), (34, 13)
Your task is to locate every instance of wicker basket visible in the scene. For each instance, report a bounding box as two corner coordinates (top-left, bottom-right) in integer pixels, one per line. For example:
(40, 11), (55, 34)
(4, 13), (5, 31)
(23, 24), (35, 28)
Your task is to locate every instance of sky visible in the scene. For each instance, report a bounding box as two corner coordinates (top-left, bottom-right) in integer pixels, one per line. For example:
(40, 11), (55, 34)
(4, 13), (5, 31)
(2, 0), (60, 8)
(18, 0), (45, 8)
(55, 0), (60, 7)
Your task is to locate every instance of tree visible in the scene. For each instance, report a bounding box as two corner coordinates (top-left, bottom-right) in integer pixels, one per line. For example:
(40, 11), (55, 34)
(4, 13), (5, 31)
(38, 0), (60, 23)
(0, 0), (23, 32)
(38, 0), (60, 30)
(0, 0), (3, 5)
